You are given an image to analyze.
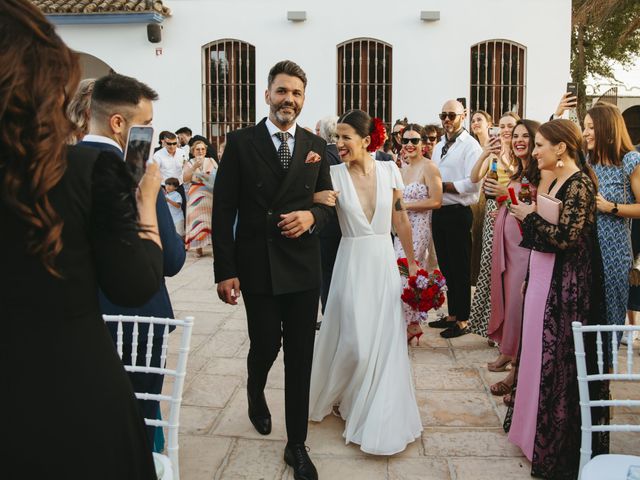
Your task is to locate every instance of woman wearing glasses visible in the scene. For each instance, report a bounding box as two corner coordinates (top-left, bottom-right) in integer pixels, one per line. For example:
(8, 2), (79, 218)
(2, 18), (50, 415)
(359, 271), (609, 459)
(393, 124), (443, 343)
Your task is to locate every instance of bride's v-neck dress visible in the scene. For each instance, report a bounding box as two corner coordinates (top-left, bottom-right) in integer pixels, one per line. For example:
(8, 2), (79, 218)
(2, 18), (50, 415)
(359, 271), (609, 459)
(309, 161), (423, 455)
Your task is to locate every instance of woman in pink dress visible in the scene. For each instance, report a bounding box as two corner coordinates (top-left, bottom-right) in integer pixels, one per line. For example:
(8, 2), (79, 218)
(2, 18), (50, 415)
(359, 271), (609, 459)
(393, 124), (442, 344)
(485, 120), (552, 400)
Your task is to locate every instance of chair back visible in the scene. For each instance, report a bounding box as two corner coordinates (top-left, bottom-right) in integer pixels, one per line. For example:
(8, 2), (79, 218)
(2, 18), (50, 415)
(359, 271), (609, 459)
(104, 315), (194, 480)
(571, 322), (640, 479)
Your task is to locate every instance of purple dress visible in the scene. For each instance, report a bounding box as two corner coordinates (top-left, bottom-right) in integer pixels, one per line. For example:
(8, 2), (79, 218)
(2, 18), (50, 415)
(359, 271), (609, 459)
(505, 172), (609, 479)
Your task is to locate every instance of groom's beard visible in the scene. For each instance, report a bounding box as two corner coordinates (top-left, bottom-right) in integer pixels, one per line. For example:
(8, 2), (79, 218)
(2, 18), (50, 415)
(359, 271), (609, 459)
(271, 101), (300, 125)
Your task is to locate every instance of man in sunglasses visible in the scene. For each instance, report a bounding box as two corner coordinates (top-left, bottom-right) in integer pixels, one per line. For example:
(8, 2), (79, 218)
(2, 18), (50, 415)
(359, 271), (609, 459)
(152, 131), (189, 215)
(428, 99), (482, 338)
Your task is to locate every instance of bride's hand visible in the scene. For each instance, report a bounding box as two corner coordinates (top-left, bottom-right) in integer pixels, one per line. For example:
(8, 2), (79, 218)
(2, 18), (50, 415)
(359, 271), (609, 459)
(313, 190), (340, 206)
(408, 263), (418, 277)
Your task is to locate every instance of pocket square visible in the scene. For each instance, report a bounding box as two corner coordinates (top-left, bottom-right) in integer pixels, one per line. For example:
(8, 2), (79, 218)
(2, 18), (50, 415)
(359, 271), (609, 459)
(305, 151), (321, 164)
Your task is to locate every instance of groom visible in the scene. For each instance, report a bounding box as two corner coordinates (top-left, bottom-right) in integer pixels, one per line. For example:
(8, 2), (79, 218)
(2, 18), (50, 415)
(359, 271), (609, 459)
(212, 60), (333, 480)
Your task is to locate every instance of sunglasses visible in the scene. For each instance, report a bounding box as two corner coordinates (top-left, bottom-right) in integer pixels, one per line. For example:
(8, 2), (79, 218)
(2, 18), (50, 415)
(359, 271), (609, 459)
(401, 138), (421, 145)
(165, 141), (178, 146)
(439, 112), (462, 121)
(425, 136), (438, 142)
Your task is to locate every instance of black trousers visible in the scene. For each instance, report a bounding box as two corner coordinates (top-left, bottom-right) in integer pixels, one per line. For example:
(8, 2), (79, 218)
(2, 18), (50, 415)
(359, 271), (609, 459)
(243, 288), (320, 444)
(432, 205), (473, 321)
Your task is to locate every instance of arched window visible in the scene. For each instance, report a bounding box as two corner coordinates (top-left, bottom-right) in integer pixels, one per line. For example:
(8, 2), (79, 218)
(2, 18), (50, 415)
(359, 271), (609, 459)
(202, 39), (255, 149)
(470, 40), (526, 121)
(337, 38), (392, 126)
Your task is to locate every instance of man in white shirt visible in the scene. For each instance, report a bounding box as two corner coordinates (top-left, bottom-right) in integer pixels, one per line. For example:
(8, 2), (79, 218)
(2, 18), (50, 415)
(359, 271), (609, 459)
(428, 99), (482, 339)
(152, 132), (188, 215)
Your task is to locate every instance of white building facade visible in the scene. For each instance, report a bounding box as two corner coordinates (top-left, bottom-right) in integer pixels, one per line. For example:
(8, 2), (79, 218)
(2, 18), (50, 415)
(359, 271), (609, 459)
(46, 0), (572, 147)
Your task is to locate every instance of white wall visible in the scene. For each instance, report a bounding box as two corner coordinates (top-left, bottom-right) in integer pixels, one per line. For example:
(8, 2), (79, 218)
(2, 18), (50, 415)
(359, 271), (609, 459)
(54, 0), (571, 136)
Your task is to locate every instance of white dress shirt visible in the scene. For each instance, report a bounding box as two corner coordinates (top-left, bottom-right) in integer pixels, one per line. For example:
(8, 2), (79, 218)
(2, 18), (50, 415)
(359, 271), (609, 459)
(82, 134), (123, 153)
(431, 129), (482, 206)
(151, 147), (189, 184)
(266, 117), (296, 155)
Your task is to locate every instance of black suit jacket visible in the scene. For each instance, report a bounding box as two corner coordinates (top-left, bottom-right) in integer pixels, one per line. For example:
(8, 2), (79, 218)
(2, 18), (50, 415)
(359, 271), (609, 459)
(77, 140), (186, 336)
(212, 118), (334, 295)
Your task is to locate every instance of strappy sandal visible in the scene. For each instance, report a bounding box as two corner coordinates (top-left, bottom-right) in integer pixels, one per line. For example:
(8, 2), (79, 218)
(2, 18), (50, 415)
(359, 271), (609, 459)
(487, 358), (511, 372)
(490, 381), (513, 396)
(503, 393), (514, 407)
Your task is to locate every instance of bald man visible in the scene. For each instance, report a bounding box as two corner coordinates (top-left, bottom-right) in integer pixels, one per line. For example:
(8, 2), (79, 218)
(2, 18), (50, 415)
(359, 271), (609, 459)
(428, 100), (482, 338)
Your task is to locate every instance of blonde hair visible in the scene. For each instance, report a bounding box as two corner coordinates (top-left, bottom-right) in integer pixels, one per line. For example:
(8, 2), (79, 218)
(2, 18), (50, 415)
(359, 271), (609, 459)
(67, 78), (95, 144)
(190, 140), (207, 156)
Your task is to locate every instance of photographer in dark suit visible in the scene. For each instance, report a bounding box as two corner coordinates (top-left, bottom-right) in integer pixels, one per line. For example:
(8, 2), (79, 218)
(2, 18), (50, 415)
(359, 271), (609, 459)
(212, 61), (333, 480)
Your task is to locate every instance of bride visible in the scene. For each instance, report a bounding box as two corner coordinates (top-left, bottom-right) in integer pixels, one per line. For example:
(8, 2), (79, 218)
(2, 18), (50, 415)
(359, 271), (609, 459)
(309, 109), (423, 455)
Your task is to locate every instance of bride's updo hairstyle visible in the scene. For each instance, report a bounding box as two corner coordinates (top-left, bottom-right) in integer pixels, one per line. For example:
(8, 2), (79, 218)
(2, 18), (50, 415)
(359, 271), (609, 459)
(338, 109), (374, 140)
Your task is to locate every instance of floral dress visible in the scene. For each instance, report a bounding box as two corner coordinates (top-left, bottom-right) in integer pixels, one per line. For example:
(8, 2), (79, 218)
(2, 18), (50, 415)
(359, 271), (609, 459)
(394, 182), (431, 326)
(593, 151), (640, 327)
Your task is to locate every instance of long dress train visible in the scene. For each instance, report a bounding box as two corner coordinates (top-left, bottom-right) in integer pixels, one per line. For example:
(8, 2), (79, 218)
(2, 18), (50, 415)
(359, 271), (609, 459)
(309, 161), (423, 455)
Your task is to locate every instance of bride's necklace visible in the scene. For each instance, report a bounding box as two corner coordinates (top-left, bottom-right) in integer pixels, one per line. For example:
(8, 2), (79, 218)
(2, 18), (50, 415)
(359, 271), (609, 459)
(349, 160), (375, 177)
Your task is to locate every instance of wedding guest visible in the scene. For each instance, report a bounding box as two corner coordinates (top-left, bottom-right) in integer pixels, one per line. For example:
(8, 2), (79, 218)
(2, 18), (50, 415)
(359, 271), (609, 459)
(1, 1), (162, 475)
(584, 103), (640, 334)
(316, 116), (342, 317)
(165, 177), (185, 237)
(309, 109), (422, 455)
(175, 126), (193, 154)
(393, 124), (442, 343)
(507, 119), (609, 479)
(80, 72), (186, 447)
(468, 111), (519, 341)
(428, 99), (482, 338)
(468, 111), (492, 287)
(422, 124), (442, 159)
(183, 140), (217, 257)
(154, 130), (171, 153)
(485, 120), (551, 400)
(67, 78), (95, 144)
(627, 218), (640, 345)
(391, 117), (409, 165)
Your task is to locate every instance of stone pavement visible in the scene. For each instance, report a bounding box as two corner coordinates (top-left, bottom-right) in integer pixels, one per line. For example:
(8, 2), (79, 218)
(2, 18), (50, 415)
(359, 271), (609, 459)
(164, 252), (640, 480)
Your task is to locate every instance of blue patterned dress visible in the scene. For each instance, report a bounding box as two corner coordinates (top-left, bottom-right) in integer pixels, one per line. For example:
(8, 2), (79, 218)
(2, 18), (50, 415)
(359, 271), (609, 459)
(594, 151), (640, 326)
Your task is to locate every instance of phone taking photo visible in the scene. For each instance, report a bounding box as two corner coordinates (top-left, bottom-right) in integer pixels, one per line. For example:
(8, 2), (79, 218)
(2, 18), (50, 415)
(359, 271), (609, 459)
(566, 82), (578, 98)
(124, 125), (154, 182)
(489, 126), (501, 139)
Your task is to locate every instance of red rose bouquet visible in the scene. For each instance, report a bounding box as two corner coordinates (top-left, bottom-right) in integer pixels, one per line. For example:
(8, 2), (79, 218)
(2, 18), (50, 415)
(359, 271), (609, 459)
(397, 258), (447, 322)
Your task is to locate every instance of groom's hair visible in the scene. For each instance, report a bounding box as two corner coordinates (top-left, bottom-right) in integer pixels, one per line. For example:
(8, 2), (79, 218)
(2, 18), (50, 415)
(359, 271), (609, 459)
(268, 60), (307, 89)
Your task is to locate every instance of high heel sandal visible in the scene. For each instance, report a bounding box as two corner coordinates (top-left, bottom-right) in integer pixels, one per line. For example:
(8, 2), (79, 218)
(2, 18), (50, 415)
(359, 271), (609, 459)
(407, 324), (424, 346)
(490, 381), (513, 396)
(487, 357), (511, 372)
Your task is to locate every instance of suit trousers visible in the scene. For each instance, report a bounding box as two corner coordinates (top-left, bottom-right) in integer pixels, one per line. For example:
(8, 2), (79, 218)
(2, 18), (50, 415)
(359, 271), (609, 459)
(243, 288), (320, 444)
(432, 205), (473, 321)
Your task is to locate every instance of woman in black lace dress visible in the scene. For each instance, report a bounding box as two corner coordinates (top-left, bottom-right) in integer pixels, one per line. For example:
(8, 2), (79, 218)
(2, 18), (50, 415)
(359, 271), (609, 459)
(507, 119), (609, 479)
(0, 2), (163, 478)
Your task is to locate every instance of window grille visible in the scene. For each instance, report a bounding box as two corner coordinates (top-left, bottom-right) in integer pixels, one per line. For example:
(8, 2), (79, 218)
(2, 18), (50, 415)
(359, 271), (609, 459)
(202, 39), (255, 150)
(337, 38), (392, 127)
(470, 40), (526, 121)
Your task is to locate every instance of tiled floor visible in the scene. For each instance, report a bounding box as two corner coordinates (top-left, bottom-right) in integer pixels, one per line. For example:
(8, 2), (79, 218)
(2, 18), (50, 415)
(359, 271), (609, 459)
(164, 252), (640, 479)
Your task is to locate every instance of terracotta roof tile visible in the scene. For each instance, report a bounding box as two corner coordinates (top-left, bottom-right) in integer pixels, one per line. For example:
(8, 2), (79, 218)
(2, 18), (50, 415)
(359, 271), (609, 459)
(31, 0), (171, 16)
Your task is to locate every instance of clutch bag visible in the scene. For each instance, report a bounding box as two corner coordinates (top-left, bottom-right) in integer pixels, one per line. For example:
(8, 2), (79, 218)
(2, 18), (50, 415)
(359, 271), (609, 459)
(537, 193), (562, 225)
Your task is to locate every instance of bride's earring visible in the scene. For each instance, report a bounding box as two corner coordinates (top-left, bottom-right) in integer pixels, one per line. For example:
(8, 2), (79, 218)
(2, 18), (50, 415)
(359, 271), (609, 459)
(556, 154), (564, 168)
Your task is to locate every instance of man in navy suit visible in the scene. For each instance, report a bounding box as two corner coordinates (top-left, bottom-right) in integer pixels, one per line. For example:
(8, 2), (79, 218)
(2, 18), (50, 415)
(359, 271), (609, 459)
(78, 73), (186, 447)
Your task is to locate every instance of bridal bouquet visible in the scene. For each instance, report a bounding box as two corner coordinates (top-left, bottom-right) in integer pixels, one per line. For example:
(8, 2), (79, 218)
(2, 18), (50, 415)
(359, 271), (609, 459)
(397, 258), (447, 321)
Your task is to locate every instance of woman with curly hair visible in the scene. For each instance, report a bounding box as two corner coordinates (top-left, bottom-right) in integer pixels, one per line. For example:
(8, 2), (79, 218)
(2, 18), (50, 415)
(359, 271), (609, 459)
(0, 1), (162, 477)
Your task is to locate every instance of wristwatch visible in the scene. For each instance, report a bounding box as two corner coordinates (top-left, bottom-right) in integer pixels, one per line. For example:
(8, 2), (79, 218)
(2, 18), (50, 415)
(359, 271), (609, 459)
(611, 202), (619, 215)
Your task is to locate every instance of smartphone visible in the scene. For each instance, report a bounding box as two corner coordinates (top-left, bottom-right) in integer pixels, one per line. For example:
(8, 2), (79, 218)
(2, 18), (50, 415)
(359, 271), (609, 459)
(489, 126), (501, 138)
(566, 82), (578, 98)
(124, 125), (155, 181)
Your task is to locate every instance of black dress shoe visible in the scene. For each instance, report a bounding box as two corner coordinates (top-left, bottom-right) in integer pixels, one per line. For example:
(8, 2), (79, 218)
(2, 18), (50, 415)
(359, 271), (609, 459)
(284, 444), (318, 480)
(428, 317), (456, 329)
(247, 391), (271, 435)
(440, 324), (470, 338)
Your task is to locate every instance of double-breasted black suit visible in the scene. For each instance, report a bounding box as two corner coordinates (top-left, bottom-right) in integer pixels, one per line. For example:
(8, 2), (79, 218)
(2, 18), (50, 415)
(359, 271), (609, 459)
(212, 118), (333, 443)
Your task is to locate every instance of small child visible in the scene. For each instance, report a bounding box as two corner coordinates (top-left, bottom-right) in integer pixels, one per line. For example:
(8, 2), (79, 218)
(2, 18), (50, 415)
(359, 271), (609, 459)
(164, 177), (185, 237)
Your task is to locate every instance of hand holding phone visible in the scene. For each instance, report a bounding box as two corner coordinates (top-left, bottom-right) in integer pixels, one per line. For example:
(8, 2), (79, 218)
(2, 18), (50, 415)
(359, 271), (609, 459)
(124, 125), (155, 182)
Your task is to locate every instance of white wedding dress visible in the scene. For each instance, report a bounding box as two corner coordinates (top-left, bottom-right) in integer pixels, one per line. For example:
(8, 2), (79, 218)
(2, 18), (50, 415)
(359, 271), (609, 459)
(309, 161), (423, 455)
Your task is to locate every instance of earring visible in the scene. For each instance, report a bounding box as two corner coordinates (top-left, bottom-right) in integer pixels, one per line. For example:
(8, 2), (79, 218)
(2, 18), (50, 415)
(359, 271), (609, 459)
(556, 156), (565, 168)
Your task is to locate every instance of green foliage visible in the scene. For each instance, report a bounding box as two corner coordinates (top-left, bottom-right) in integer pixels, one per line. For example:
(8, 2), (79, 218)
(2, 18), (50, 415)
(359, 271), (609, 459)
(571, 0), (640, 118)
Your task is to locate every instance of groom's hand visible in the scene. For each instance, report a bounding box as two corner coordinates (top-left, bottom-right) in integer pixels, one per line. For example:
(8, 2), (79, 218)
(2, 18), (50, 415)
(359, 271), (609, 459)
(278, 211), (315, 238)
(217, 277), (241, 305)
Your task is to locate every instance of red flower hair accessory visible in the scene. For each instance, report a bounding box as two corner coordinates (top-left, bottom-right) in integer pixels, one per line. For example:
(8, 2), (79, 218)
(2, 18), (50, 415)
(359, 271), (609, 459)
(367, 117), (386, 153)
